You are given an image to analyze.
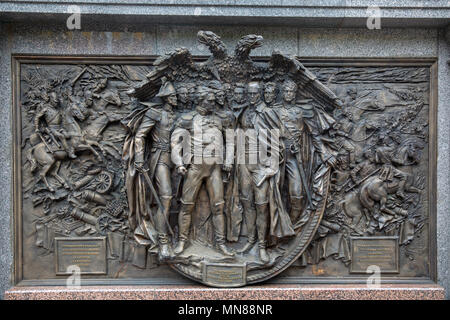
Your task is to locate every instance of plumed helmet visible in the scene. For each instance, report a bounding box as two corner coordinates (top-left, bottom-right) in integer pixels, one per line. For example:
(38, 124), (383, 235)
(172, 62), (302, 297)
(156, 80), (176, 98)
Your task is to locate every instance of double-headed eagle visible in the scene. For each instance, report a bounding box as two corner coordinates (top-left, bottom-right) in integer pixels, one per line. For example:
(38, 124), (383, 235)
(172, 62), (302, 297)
(129, 30), (342, 112)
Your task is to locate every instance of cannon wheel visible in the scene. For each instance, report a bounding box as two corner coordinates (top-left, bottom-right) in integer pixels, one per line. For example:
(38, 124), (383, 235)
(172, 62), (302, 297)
(94, 171), (113, 194)
(90, 206), (107, 217)
(95, 213), (113, 235)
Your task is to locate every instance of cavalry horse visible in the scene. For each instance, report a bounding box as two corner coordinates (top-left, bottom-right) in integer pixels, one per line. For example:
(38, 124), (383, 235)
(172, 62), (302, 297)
(338, 138), (424, 231)
(27, 90), (122, 192)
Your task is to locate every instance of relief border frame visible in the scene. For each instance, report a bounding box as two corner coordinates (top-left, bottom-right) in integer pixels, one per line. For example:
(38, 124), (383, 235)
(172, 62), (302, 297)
(11, 55), (438, 287)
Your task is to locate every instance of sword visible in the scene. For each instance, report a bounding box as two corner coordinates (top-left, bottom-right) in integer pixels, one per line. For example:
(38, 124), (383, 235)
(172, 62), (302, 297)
(37, 131), (54, 154)
(44, 127), (61, 148)
(175, 174), (184, 200)
(140, 168), (174, 237)
(291, 144), (315, 210)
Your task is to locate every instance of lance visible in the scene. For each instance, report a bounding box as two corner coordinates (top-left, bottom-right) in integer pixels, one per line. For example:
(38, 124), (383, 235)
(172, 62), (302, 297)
(71, 67), (87, 87)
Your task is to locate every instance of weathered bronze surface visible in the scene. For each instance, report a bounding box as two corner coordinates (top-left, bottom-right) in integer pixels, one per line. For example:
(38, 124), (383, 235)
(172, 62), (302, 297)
(350, 237), (399, 273)
(12, 31), (436, 287)
(55, 237), (107, 275)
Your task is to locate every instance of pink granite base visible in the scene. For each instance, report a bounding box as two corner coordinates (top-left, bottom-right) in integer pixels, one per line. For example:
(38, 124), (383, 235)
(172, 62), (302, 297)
(4, 284), (445, 300)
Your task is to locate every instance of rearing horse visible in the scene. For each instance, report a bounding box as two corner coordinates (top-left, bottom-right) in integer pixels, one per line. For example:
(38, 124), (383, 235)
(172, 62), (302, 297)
(27, 90), (122, 192)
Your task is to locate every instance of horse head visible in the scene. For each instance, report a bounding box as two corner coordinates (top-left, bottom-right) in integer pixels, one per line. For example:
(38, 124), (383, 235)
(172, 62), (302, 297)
(69, 103), (87, 122)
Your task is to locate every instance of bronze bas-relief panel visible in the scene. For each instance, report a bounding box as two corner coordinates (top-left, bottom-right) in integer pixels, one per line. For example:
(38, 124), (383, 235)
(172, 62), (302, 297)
(12, 32), (436, 287)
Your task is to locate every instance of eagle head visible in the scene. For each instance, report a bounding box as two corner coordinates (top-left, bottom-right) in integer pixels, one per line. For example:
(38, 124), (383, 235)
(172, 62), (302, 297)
(235, 34), (264, 59)
(197, 30), (227, 58)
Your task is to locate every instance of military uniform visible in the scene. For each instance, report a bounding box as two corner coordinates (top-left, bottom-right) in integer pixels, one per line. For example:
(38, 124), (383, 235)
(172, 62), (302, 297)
(34, 101), (76, 158)
(134, 103), (177, 248)
(237, 101), (273, 254)
(123, 80), (178, 261)
(274, 100), (332, 223)
(171, 109), (234, 255)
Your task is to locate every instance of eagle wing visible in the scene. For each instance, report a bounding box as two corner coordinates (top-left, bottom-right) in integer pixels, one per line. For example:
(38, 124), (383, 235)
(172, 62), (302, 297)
(269, 51), (343, 112)
(128, 47), (196, 101)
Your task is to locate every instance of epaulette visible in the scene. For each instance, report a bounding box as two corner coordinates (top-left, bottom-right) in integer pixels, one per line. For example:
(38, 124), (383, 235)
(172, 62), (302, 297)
(142, 104), (162, 121)
(176, 111), (195, 129)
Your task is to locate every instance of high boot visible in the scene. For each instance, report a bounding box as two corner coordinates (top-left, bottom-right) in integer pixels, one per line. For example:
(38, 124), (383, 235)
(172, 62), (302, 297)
(60, 137), (76, 159)
(296, 211), (310, 228)
(174, 203), (194, 255)
(212, 203), (234, 256)
(256, 203), (270, 264)
(289, 196), (304, 223)
(156, 196), (174, 261)
(158, 233), (172, 262)
(237, 199), (257, 253)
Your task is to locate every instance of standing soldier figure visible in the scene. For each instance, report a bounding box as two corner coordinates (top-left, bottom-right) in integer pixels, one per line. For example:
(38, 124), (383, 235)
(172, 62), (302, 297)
(274, 79), (336, 225)
(171, 86), (235, 256)
(122, 81), (178, 261)
(236, 82), (275, 263)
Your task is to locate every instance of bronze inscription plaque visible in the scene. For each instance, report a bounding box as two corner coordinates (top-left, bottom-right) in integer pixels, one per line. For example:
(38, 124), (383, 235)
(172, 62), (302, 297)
(203, 263), (247, 287)
(55, 237), (107, 275)
(350, 237), (399, 273)
(12, 30), (436, 287)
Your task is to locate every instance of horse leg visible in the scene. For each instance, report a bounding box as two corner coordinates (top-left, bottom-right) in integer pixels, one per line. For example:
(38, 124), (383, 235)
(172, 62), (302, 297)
(362, 208), (371, 228)
(379, 196), (396, 217)
(40, 160), (55, 192)
(26, 147), (38, 172)
(33, 144), (57, 192)
(51, 161), (70, 189)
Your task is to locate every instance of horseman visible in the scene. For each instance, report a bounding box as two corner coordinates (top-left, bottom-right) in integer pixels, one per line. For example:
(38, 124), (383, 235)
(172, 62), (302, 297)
(122, 81), (178, 261)
(34, 91), (77, 159)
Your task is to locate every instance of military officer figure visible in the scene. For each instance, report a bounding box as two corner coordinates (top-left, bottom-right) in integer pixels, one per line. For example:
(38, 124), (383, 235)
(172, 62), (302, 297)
(130, 81), (178, 260)
(230, 83), (248, 119)
(263, 82), (278, 107)
(171, 86), (235, 256)
(34, 91), (77, 159)
(274, 79), (336, 225)
(236, 81), (274, 263)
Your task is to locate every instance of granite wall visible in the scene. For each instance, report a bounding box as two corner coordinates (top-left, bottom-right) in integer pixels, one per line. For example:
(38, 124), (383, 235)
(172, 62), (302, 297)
(0, 2), (449, 299)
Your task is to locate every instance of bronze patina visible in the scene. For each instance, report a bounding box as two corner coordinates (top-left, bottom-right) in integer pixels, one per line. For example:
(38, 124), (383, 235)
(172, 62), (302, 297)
(13, 31), (435, 287)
